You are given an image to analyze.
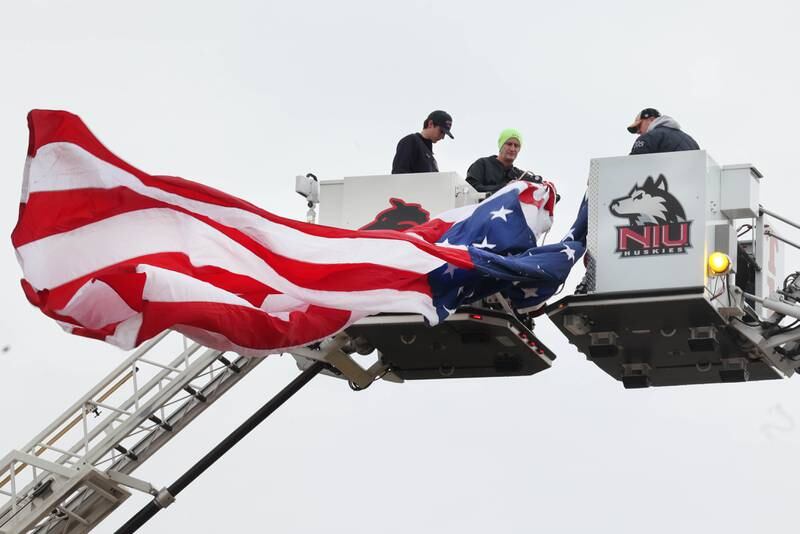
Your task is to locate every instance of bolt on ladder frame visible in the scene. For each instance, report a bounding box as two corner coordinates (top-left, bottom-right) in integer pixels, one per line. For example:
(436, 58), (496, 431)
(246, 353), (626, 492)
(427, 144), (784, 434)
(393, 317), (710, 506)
(0, 331), (266, 534)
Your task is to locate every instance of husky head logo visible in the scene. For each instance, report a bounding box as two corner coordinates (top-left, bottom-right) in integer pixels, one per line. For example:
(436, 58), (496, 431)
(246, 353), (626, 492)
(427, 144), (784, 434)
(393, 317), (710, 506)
(609, 174), (686, 226)
(360, 198), (430, 231)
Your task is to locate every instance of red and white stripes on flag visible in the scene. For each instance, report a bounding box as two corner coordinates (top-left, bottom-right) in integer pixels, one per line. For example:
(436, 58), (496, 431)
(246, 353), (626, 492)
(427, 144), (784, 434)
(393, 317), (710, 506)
(13, 110), (474, 356)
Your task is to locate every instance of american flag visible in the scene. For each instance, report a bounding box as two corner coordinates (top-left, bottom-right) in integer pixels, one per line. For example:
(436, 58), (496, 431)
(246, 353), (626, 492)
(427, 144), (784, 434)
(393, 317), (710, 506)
(423, 188), (588, 319)
(13, 110), (586, 356)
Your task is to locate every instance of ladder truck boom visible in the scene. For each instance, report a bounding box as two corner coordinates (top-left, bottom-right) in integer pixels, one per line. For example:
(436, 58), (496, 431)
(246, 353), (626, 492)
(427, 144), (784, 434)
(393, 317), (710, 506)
(0, 333), (263, 534)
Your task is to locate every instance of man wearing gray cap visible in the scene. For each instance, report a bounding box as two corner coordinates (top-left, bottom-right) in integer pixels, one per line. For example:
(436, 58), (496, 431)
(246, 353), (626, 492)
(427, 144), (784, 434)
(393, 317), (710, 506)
(392, 110), (453, 174)
(628, 108), (699, 155)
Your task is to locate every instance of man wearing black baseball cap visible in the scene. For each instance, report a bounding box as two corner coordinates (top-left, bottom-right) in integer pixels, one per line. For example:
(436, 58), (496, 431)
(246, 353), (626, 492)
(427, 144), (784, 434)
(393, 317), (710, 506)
(628, 108), (699, 155)
(392, 110), (453, 174)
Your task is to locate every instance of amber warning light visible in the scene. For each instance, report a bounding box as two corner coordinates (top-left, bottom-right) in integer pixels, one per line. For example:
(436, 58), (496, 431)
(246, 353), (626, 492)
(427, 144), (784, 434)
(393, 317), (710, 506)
(708, 252), (731, 276)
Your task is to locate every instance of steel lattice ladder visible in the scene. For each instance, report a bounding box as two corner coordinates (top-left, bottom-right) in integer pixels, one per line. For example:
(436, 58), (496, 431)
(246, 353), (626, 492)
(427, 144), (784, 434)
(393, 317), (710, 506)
(0, 332), (266, 534)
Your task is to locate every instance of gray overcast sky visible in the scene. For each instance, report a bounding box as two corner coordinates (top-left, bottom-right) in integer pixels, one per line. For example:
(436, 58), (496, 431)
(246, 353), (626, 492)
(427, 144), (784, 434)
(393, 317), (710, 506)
(2, 1), (800, 533)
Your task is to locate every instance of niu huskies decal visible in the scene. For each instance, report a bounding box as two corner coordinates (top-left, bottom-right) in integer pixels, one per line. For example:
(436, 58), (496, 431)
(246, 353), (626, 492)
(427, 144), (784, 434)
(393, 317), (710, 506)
(360, 198), (430, 231)
(609, 174), (692, 257)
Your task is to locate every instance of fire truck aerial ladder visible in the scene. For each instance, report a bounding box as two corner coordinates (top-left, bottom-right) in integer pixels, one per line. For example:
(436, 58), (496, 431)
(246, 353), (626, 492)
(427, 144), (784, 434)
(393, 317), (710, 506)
(3, 151), (800, 534)
(0, 332), (406, 534)
(0, 335), (267, 534)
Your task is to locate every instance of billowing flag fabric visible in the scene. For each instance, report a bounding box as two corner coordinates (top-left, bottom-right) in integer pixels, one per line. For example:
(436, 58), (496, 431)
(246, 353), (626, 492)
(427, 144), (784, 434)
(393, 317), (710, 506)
(13, 110), (586, 357)
(416, 191), (588, 319)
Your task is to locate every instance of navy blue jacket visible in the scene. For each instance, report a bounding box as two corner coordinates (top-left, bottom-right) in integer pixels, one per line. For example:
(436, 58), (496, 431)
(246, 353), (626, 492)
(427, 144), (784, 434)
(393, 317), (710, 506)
(630, 116), (700, 155)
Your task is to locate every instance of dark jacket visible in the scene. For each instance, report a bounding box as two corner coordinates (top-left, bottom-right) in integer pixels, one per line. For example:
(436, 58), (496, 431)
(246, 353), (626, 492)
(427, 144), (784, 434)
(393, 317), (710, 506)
(630, 116), (700, 155)
(466, 155), (523, 193)
(392, 133), (438, 173)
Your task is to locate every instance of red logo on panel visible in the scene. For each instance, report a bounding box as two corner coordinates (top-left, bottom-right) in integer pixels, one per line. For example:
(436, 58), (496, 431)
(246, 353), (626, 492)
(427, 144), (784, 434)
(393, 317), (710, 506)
(360, 198), (430, 231)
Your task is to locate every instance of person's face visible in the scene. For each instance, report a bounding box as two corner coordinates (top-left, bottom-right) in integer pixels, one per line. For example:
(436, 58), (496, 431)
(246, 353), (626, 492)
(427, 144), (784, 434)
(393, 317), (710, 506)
(499, 138), (521, 164)
(637, 117), (655, 135)
(425, 120), (447, 142)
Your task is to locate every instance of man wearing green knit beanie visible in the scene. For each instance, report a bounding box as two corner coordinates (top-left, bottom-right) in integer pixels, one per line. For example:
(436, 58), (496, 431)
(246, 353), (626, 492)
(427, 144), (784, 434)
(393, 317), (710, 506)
(466, 128), (529, 194)
(497, 128), (523, 152)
